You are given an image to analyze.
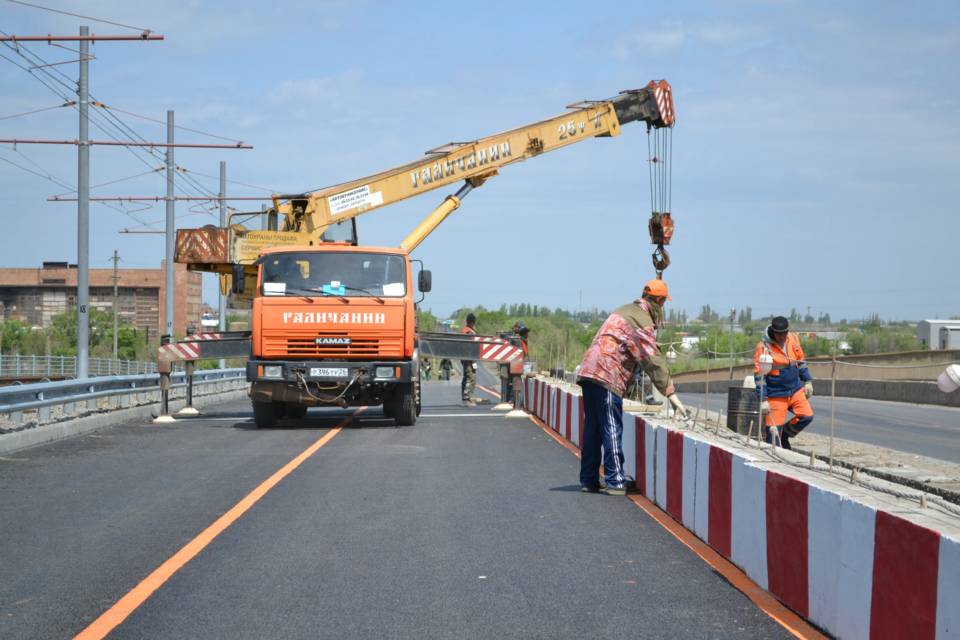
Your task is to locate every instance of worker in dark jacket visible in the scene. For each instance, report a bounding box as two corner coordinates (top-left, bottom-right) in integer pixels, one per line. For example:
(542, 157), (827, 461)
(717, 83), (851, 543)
(461, 313), (478, 406)
(512, 321), (530, 357)
(576, 279), (688, 495)
(753, 316), (814, 450)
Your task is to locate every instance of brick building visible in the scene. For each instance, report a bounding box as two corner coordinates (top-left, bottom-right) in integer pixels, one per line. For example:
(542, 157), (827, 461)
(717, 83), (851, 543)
(0, 261), (202, 339)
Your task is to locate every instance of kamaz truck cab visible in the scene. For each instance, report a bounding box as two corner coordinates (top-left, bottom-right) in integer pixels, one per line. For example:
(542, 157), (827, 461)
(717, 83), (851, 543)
(242, 244), (429, 427)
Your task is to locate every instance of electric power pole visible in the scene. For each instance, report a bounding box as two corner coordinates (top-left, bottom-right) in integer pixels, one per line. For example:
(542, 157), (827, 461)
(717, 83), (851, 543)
(218, 160), (226, 368)
(111, 250), (121, 360)
(77, 26), (90, 378)
(165, 111), (175, 340)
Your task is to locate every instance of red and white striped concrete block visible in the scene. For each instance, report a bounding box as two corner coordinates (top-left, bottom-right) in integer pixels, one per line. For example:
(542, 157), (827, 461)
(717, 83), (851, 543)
(525, 378), (960, 640)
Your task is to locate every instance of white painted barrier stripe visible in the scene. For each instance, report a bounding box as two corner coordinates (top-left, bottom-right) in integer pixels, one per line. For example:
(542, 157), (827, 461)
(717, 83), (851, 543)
(529, 378), (960, 639)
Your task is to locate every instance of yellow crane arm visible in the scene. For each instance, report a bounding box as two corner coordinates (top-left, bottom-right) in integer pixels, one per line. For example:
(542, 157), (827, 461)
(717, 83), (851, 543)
(273, 80), (675, 241)
(174, 80), (675, 282)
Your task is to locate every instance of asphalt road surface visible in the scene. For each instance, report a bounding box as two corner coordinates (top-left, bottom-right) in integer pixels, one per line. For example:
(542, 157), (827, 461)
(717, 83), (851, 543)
(682, 391), (960, 463)
(1, 380), (792, 639)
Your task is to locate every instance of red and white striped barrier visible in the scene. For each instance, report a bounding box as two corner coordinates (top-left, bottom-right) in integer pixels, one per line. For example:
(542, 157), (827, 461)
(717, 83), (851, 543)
(158, 341), (200, 361)
(523, 377), (960, 640)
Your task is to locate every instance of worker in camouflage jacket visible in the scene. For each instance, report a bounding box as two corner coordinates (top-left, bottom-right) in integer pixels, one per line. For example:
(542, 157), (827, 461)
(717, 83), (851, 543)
(576, 279), (689, 495)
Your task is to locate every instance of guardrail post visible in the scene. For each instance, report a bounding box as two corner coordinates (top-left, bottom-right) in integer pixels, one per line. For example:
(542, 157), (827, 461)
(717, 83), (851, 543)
(152, 369), (176, 423)
(177, 360), (200, 416)
(153, 334), (177, 423)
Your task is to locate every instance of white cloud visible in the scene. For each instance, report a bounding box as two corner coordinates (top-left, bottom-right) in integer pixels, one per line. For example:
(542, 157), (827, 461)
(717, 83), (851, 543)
(612, 20), (769, 58)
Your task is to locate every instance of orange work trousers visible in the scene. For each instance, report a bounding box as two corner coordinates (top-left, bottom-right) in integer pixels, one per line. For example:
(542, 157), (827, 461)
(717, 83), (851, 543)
(765, 388), (813, 428)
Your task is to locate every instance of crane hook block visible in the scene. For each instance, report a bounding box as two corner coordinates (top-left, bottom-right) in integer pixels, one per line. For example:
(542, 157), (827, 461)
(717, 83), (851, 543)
(648, 212), (674, 246)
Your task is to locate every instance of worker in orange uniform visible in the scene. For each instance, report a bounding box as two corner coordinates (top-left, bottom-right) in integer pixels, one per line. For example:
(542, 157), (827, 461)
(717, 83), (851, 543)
(461, 313), (479, 406)
(577, 279), (689, 495)
(754, 316), (814, 450)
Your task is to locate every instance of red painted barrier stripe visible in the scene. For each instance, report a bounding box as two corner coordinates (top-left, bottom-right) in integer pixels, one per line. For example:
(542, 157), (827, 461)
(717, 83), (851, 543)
(707, 446), (732, 558)
(666, 430), (683, 520)
(634, 416), (646, 495)
(564, 392), (572, 441)
(532, 381), (539, 417)
(870, 511), (940, 640)
(553, 387), (563, 433)
(765, 471), (809, 617)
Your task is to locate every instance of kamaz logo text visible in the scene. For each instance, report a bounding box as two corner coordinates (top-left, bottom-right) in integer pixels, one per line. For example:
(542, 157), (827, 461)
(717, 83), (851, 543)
(282, 312), (386, 324)
(410, 141), (511, 188)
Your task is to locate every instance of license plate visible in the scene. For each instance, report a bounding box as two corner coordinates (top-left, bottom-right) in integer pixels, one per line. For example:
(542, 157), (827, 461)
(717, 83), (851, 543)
(310, 367), (349, 378)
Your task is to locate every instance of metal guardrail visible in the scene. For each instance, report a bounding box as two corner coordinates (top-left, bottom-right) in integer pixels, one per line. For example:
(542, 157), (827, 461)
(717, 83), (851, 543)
(0, 354), (157, 379)
(0, 368), (245, 421)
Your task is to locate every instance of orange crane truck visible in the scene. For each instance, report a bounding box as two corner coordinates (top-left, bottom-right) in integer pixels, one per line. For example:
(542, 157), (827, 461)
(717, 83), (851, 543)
(166, 81), (676, 427)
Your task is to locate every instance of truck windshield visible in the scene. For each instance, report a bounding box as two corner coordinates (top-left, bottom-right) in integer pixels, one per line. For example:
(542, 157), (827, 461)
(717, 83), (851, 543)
(261, 252), (407, 298)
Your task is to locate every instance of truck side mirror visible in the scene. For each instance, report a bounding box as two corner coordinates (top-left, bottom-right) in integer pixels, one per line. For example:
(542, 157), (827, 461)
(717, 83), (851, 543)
(418, 270), (432, 293)
(232, 264), (246, 295)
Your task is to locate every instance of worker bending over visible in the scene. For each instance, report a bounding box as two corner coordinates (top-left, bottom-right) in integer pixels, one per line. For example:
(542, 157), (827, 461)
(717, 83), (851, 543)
(754, 316), (814, 450)
(576, 279), (688, 496)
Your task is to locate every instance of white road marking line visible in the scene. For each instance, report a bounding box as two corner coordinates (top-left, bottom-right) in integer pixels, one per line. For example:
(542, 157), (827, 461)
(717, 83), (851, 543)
(420, 413), (504, 418)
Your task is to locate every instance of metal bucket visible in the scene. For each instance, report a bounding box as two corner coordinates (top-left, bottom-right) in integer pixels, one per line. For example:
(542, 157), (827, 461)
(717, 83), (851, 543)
(726, 386), (760, 435)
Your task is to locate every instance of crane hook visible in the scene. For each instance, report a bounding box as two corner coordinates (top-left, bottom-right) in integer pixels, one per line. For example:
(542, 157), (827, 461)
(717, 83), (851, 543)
(652, 245), (670, 278)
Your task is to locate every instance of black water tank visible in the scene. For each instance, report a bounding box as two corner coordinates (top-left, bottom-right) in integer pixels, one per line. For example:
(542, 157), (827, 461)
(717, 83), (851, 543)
(727, 386), (760, 435)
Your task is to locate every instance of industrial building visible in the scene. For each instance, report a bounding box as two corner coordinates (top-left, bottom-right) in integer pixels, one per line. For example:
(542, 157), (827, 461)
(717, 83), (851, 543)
(916, 319), (960, 350)
(0, 261), (202, 339)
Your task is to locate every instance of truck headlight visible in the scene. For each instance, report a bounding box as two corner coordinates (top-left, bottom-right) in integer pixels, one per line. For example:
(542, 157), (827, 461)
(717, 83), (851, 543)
(375, 366), (394, 378)
(263, 365), (283, 379)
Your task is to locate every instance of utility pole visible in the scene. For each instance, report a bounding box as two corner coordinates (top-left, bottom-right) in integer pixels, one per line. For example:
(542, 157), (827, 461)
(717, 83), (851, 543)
(165, 111), (175, 340)
(111, 250), (121, 359)
(729, 307), (736, 379)
(77, 26), (90, 378)
(218, 160), (227, 368)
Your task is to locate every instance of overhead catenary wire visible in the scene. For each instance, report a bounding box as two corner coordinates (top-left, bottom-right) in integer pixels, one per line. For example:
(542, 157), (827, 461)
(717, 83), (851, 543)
(174, 166), (277, 193)
(0, 31), (231, 217)
(50, 166), (163, 197)
(94, 102), (247, 146)
(4, 0), (154, 34)
(0, 150), (141, 218)
(0, 33), (159, 224)
(0, 101), (74, 121)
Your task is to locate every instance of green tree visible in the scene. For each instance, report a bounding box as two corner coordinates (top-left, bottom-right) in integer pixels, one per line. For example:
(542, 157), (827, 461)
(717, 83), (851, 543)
(0, 319), (30, 354)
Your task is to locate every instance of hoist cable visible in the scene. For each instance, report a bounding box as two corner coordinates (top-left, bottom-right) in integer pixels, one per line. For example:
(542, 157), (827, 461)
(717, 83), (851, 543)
(646, 128), (655, 215)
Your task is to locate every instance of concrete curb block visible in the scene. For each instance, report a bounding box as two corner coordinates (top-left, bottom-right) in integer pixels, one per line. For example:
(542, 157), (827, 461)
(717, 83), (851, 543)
(526, 377), (960, 640)
(0, 388), (249, 456)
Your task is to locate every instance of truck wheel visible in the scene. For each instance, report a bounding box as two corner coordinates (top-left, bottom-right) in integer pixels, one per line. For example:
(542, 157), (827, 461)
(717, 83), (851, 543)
(392, 383), (416, 427)
(415, 377), (421, 417)
(286, 404), (307, 420)
(252, 400), (280, 428)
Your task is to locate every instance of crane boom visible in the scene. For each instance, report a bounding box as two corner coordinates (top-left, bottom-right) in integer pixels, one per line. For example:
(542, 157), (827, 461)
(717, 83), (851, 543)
(174, 80), (675, 280)
(272, 81), (674, 236)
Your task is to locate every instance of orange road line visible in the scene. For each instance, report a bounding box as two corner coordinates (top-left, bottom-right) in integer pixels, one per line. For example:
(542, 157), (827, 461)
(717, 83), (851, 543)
(477, 384), (501, 399)
(524, 412), (826, 640)
(74, 409), (364, 640)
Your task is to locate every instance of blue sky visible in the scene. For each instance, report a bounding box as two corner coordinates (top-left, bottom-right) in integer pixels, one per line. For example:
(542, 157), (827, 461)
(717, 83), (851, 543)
(1, 0), (958, 321)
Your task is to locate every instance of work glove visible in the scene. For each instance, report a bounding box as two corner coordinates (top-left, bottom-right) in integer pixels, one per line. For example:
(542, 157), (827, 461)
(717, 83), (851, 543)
(472, 362), (478, 371)
(760, 400), (770, 415)
(667, 394), (690, 419)
(804, 382), (814, 398)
